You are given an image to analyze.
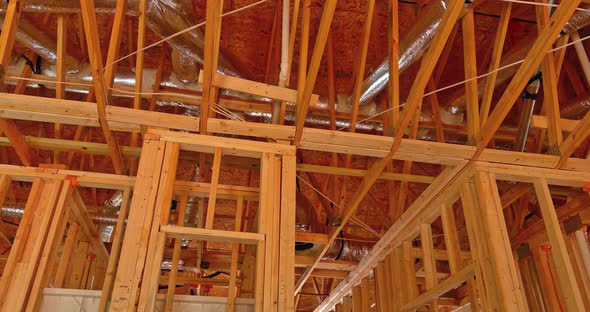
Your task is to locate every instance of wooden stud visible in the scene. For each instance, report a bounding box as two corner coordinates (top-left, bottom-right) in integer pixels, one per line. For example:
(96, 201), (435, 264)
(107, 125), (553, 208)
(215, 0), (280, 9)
(293, 0), (338, 144)
(462, 9), (480, 145)
(349, 0), (376, 133)
(279, 154), (296, 311)
(200, 0), (224, 134)
(98, 187), (132, 312)
(536, 0), (563, 151)
(360, 277), (370, 312)
(26, 182), (73, 311)
(557, 110), (590, 167)
(137, 142), (180, 312)
(480, 2), (512, 125)
(79, 0), (126, 174)
(420, 223), (439, 311)
(227, 196), (244, 311)
(129, 0), (148, 176)
(388, 0), (400, 132)
(163, 192), (188, 311)
(205, 147), (223, 229)
(54, 14), (67, 164)
(110, 138), (166, 311)
(54, 222), (80, 287)
(352, 285), (362, 312)
(0, 178), (61, 309)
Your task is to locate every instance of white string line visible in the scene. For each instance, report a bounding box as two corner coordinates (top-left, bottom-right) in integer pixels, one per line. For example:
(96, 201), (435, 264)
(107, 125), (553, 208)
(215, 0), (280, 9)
(336, 103), (407, 131)
(498, 0), (590, 12)
(338, 31), (590, 132)
(296, 174), (343, 211)
(5, 75), (94, 88)
(103, 0), (271, 71)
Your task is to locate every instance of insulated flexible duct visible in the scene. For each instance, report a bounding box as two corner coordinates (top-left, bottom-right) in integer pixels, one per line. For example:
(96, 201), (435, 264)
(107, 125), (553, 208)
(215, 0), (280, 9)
(358, 1), (590, 123)
(0, 0), (239, 77)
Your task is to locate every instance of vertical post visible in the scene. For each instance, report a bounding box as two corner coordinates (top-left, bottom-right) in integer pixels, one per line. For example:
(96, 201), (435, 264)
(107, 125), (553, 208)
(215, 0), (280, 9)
(111, 137), (166, 311)
(420, 223), (438, 311)
(205, 147), (223, 229)
(54, 222), (80, 287)
(227, 196), (244, 311)
(279, 153), (296, 311)
(0, 178), (63, 309)
(138, 141), (180, 312)
(165, 192), (188, 311)
(99, 187), (132, 311)
(461, 172), (528, 310)
(27, 182), (74, 311)
(533, 178), (585, 310)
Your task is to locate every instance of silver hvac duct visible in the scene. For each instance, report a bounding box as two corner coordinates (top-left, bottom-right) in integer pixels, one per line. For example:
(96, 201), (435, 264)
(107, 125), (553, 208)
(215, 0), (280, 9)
(295, 191), (373, 263)
(357, 0), (450, 106)
(0, 0), (240, 78)
(561, 92), (590, 119)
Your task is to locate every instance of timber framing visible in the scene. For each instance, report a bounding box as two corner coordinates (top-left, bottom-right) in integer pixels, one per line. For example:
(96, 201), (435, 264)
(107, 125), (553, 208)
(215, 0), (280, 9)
(2, 1), (590, 311)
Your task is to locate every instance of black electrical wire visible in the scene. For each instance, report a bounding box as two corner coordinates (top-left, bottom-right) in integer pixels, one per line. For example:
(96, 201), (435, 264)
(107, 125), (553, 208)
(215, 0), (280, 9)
(202, 271), (229, 279)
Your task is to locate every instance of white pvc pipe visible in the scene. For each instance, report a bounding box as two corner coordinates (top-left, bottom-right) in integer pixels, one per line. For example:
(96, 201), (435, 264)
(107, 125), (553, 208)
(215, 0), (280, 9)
(574, 230), (590, 284)
(272, 0), (290, 124)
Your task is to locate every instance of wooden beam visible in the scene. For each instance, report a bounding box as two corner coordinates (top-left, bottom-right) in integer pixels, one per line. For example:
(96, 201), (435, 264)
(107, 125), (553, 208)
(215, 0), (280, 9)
(293, 0), (338, 144)
(161, 225), (264, 244)
(200, 0), (224, 134)
(68, 190), (109, 264)
(54, 14), (67, 164)
(462, 9), (480, 145)
(103, 0), (129, 93)
(208, 73), (320, 105)
(164, 192), (187, 312)
(0, 118), (37, 166)
(349, 0), (376, 133)
(297, 163), (434, 183)
(475, 1), (581, 158)
(130, 0), (147, 175)
(403, 263), (476, 311)
(279, 154), (296, 311)
(79, 0), (126, 174)
(532, 115), (579, 132)
(388, 0), (400, 132)
(3, 92), (590, 170)
(533, 178), (585, 310)
(511, 192), (590, 248)
(314, 163), (470, 310)
(296, 0), (466, 297)
(480, 2), (512, 125)
(557, 110), (590, 167)
(0, 0), (37, 166)
(536, 0), (563, 151)
(226, 197), (243, 311)
(26, 182), (74, 311)
(420, 223), (439, 311)
(110, 138), (166, 311)
(98, 187), (131, 312)
(205, 147), (223, 229)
